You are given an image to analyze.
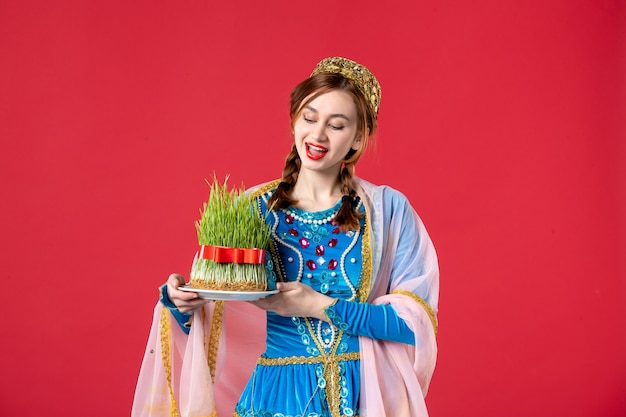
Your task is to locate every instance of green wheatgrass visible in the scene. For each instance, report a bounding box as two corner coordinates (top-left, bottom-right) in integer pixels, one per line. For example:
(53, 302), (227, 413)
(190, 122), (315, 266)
(190, 176), (271, 291)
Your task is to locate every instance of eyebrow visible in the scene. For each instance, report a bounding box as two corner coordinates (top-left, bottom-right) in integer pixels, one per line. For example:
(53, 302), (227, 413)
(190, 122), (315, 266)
(304, 105), (351, 121)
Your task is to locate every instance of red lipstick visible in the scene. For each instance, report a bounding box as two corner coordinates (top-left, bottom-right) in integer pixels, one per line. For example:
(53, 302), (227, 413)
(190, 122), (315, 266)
(305, 142), (328, 160)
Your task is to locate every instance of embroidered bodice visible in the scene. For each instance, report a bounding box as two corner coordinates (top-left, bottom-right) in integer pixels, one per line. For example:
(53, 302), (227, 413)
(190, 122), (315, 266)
(235, 192), (366, 417)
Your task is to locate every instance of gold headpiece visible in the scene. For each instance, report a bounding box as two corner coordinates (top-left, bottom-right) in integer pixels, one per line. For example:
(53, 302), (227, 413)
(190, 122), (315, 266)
(310, 57), (381, 118)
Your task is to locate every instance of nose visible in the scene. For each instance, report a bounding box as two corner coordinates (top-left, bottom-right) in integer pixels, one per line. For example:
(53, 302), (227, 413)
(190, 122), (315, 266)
(310, 121), (327, 141)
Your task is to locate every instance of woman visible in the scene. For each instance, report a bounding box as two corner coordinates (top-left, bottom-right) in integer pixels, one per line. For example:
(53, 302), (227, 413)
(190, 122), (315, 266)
(132, 57), (439, 417)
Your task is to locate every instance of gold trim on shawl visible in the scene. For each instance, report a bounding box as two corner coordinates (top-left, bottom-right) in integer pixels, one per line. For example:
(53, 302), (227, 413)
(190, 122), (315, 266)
(206, 300), (225, 383)
(159, 307), (180, 417)
(358, 212), (372, 303)
(158, 307), (221, 417)
(392, 289), (438, 335)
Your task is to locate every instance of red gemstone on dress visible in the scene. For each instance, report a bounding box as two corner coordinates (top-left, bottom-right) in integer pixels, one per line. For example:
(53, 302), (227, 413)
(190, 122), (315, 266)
(328, 238), (338, 248)
(288, 228), (298, 236)
(306, 259), (317, 270)
(316, 245), (324, 256)
(299, 238), (310, 248)
(332, 227), (341, 234)
(330, 219), (338, 226)
(285, 215), (294, 224)
(328, 259), (338, 270)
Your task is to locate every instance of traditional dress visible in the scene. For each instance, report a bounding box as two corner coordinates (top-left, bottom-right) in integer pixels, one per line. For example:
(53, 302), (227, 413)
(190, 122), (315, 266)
(132, 177), (439, 417)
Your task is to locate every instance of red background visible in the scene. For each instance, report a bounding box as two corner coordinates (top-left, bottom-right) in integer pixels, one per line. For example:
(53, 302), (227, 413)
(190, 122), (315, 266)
(1, 1), (624, 416)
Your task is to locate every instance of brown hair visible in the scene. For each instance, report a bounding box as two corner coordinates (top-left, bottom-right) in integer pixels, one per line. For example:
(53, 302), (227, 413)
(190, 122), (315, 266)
(268, 73), (377, 231)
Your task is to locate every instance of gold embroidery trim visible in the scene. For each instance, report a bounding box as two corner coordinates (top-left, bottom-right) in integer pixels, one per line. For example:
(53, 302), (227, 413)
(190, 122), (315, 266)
(235, 411), (359, 417)
(359, 209), (372, 303)
(248, 179), (281, 199)
(250, 179), (285, 283)
(159, 308), (180, 417)
(256, 352), (360, 366)
(258, 351), (360, 417)
(303, 318), (344, 417)
(207, 300), (224, 383)
(392, 289), (438, 335)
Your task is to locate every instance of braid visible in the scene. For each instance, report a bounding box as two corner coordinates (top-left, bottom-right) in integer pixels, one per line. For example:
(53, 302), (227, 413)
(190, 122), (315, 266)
(334, 162), (361, 231)
(267, 144), (300, 210)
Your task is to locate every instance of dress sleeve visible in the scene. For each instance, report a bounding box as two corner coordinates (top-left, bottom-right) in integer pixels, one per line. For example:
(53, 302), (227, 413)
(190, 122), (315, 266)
(159, 283), (192, 334)
(324, 299), (415, 345)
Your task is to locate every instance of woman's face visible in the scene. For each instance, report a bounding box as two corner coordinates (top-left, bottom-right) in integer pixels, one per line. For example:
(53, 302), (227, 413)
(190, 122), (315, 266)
(293, 90), (360, 176)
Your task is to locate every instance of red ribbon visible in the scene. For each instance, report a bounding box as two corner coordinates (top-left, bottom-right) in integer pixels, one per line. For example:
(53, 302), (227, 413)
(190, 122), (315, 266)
(197, 245), (266, 264)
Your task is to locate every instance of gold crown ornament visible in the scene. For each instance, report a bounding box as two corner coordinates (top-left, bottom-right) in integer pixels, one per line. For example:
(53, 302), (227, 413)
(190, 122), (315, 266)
(311, 57), (381, 118)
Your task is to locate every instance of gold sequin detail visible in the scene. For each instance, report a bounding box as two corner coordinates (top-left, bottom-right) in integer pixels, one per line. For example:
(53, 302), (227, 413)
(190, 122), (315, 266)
(358, 210), (372, 303)
(159, 308), (219, 417)
(311, 57), (381, 118)
(159, 308), (180, 417)
(392, 289), (438, 335)
(256, 352), (360, 366)
(248, 179), (281, 200)
(250, 180), (286, 283)
(235, 411), (358, 417)
(302, 318), (344, 417)
(206, 300), (224, 383)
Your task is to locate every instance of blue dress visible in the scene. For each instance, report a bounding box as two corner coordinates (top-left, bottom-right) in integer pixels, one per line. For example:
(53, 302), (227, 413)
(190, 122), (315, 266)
(234, 195), (365, 417)
(158, 186), (417, 417)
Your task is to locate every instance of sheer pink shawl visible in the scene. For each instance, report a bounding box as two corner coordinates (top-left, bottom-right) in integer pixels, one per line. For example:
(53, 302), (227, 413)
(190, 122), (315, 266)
(132, 177), (439, 417)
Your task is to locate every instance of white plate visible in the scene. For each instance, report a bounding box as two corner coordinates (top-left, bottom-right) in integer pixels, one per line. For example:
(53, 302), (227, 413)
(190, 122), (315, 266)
(178, 285), (278, 301)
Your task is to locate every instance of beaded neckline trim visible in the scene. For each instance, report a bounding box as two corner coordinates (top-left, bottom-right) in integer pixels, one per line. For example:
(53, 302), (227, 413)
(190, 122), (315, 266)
(281, 207), (338, 225)
(281, 198), (362, 226)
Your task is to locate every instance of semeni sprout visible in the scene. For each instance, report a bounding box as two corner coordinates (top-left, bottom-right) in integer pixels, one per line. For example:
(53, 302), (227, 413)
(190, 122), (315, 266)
(190, 176), (272, 291)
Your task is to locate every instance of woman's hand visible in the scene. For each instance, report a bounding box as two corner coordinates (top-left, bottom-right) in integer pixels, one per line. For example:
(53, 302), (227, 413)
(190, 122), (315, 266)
(166, 273), (211, 313)
(251, 281), (335, 321)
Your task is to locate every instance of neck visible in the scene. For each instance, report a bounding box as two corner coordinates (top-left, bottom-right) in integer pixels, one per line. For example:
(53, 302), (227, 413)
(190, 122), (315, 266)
(291, 170), (343, 211)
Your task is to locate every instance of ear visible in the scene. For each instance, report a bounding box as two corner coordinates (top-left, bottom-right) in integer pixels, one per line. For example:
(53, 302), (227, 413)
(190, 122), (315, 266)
(351, 135), (362, 151)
